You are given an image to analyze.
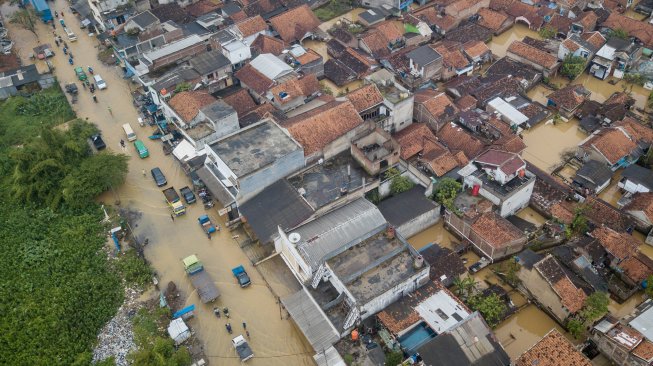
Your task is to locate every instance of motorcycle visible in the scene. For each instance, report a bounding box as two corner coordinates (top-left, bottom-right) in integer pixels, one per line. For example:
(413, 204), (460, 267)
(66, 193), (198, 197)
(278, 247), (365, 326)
(223, 307), (230, 318)
(89, 84), (95, 93)
(92, 95), (97, 103)
(225, 323), (232, 334)
(213, 307), (221, 318)
(68, 57), (73, 65)
(62, 47), (67, 55)
(88, 66), (94, 74)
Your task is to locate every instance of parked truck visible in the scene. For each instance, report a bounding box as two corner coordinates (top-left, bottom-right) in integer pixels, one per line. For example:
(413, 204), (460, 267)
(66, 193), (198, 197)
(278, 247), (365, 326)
(183, 255), (220, 303)
(198, 214), (218, 236)
(163, 187), (186, 216)
(232, 335), (254, 362)
(231, 265), (251, 288)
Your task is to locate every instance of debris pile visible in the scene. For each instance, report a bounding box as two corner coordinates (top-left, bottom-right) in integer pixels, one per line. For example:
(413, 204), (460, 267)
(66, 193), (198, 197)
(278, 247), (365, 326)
(92, 287), (141, 366)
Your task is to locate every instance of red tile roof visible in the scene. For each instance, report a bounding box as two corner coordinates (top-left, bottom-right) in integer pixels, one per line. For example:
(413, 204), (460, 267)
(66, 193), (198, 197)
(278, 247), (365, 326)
(547, 84), (590, 112)
(615, 117), (653, 145)
(433, 43), (471, 70)
(455, 95), (477, 111)
(552, 277), (587, 313)
(633, 340), (653, 361)
(269, 5), (320, 43)
(581, 127), (636, 165)
(416, 90), (459, 122)
(516, 329), (591, 366)
(471, 211), (525, 248)
(251, 34), (286, 56)
(590, 225), (640, 261)
(463, 40), (491, 59)
(185, 0), (221, 17)
(437, 122), (485, 160)
(620, 255), (652, 283)
(236, 15), (268, 38)
(269, 74), (319, 105)
(507, 40), (558, 69)
(581, 31), (606, 50)
(295, 49), (322, 65)
(168, 91), (216, 122)
(235, 63), (274, 95)
(421, 138), (461, 176)
(477, 8), (510, 33)
(222, 88), (257, 118)
(575, 11), (598, 31)
(394, 123), (436, 159)
(602, 12), (653, 47)
(624, 192), (653, 222)
(281, 100), (364, 155)
(476, 149), (525, 176)
(347, 84), (384, 113)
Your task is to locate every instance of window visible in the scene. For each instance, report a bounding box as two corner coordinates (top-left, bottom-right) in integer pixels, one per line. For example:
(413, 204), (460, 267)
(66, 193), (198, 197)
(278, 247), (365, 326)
(435, 309), (449, 320)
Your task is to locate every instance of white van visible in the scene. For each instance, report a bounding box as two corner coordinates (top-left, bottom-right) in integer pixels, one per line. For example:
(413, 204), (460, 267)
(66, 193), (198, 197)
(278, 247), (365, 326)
(122, 123), (137, 142)
(94, 74), (107, 90)
(64, 27), (77, 42)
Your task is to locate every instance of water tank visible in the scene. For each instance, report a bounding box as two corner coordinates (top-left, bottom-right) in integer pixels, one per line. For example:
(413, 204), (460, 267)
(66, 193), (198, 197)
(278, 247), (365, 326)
(414, 255), (424, 269)
(289, 232), (301, 244)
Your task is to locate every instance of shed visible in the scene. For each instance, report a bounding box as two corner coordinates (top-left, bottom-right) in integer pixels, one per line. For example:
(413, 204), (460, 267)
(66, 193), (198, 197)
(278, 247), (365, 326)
(281, 288), (340, 354)
(377, 186), (440, 238)
(167, 318), (191, 345)
(573, 159), (613, 194)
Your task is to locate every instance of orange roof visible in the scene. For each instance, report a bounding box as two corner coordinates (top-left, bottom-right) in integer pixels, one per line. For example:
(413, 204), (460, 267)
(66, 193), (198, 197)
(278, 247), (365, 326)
(222, 88), (257, 117)
(471, 212), (524, 249)
(516, 329), (591, 366)
(477, 8), (510, 32)
(634, 340), (653, 361)
(620, 255), (652, 283)
(281, 101), (364, 155)
(374, 21), (403, 41)
(581, 127), (636, 165)
(463, 40), (491, 59)
(550, 202), (574, 224)
(581, 31), (606, 50)
(562, 38), (580, 52)
(602, 12), (653, 47)
(433, 43), (471, 70)
(455, 95), (477, 111)
(552, 277), (586, 313)
(394, 123), (436, 159)
(437, 122), (484, 160)
(624, 192), (653, 221)
(421, 138), (461, 176)
(168, 91), (216, 122)
(616, 117), (653, 144)
(236, 15), (267, 38)
(295, 49), (322, 65)
(269, 5), (320, 43)
(251, 34), (286, 56)
(590, 225), (640, 261)
(269, 74), (319, 105)
(235, 63), (274, 95)
(347, 84), (383, 113)
(507, 41), (558, 69)
(416, 91), (459, 121)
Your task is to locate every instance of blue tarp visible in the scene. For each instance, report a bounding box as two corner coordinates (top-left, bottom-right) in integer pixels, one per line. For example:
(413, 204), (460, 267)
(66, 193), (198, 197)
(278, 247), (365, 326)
(26, 0), (53, 22)
(111, 233), (121, 251)
(146, 104), (158, 113)
(173, 304), (195, 319)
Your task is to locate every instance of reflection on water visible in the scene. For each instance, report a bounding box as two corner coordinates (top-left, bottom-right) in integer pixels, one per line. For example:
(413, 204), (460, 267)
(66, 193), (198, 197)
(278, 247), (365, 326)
(522, 119), (586, 172)
(487, 24), (541, 58)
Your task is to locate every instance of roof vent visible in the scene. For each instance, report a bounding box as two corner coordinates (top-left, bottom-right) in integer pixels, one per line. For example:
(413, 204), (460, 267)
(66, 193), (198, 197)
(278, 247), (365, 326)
(289, 232), (301, 244)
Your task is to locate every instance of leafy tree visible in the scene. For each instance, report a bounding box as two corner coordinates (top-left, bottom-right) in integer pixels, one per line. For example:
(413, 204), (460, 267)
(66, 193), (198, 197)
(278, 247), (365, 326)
(581, 292), (609, 322)
(453, 276), (476, 300)
(469, 293), (507, 327)
(624, 73), (646, 86)
(567, 317), (585, 339)
(116, 250), (154, 288)
(609, 28), (629, 40)
(566, 206), (588, 238)
(432, 177), (462, 212)
(560, 55), (586, 80)
(495, 258), (521, 287)
(174, 82), (192, 93)
(538, 27), (556, 39)
(385, 351), (404, 366)
(129, 309), (191, 366)
(62, 152), (129, 207)
(10, 8), (38, 39)
(385, 167), (414, 195)
(646, 275), (653, 298)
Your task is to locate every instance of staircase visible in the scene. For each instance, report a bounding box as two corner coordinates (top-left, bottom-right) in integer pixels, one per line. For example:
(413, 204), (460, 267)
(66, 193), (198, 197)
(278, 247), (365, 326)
(311, 263), (327, 289)
(343, 306), (360, 329)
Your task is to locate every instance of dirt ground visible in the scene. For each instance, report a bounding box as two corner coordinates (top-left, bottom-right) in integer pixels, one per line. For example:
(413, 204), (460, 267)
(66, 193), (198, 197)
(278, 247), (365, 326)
(0, 2), (315, 365)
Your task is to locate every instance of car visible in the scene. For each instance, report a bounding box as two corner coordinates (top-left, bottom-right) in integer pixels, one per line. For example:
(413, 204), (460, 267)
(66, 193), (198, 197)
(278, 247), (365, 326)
(468, 258), (491, 273)
(180, 186), (196, 204)
(90, 134), (106, 150)
(151, 167), (167, 187)
(93, 74), (107, 90)
(74, 66), (87, 81)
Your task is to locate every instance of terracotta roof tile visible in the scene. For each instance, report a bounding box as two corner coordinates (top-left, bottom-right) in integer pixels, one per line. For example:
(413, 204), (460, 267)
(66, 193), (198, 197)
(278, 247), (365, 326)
(412, 7), (457, 31)
(416, 91), (460, 122)
(185, 0), (221, 17)
(584, 196), (632, 232)
(552, 277), (587, 313)
(394, 123), (436, 159)
(507, 40), (558, 69)
(476, 149), (525, 176)
(437, 122), (485, 160)
(230, 10), (248, 22)
(581, 127), (636, 165)
(471, 211), (525, 248)
(624, 192), (653, 222)
(602, 12), (653, 47)
(347, 84), (384, 113)
(269, 74), (319, 105)
(280, 100), (364, 155)
(463, 40), (491, 59)
(477, 8), (510, 33)
(235, 63), (274, 95)
(516, 329), (591, 366)
(562, 38), (581, 52)
(295, 49), (322, 65)
(374, 21), (403, 42)
(433, 43), (471, 70)
(269, 5), (320, 43)
(236, 15), (268, 38)
(620, 255), (652, 283)
(547, 84), (590, 112)
(615, 117), (653, 145)
(590, 225), (640, 261)
(251, 34), (286, 56)
(222, 88), (257, 117)
(361, 30), (391, 58)
(550, 202), (574, 224)
(421, 138), (461, 176)
(168, 91), (216, 122)
(581, 31), (606, 50)
(455, 95), (477, 111)
(633, 340), (653, 361)
(575, 11), (598, 31)
(446, 0), (478, 13)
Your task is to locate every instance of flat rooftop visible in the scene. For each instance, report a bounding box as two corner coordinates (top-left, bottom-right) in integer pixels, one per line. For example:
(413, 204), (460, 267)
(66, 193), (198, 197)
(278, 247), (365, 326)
(473, 169), (535, 198)
(328, 231), (416, 303)
(288, 152), (373, 209)
(209, 119), (302, 177)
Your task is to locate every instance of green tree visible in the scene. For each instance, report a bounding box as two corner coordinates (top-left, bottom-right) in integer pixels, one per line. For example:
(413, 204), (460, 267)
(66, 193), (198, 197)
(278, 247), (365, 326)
(624, 73), (646, 86)
(581, 292), (609, 322)
(469, 293), (507, 327)
(385, 350), (404, 366)
(646, 275), (653, 298)
(385, 167), (414, 195)
(567, 317), (585, 339)
(432, 177), (462, 212)
(560, 55), (586, 80)
(538, 27), (556, 39)
(453, 276), (476, 300)
(116, 251), (154, 288)
(609, 28), (629, 40)
(62, 152), (129, 207)
(174, 82), (192, 93)
(566, 206), (588, 238)
(495, 259), (521, 287)
(10, 8), (38, 40)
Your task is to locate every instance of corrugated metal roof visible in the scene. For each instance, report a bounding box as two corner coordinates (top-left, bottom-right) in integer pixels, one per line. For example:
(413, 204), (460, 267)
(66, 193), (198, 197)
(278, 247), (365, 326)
(313, 346), (346, 366)
(630, 304), (653, 342)
(294, 198), (386, 268)
(144, 35), (203, 61)
(281, 288), (340, 353)
(250, 53), (293, 80)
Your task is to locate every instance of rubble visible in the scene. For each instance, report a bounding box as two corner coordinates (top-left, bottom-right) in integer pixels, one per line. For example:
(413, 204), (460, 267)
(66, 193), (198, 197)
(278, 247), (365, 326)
(92, 287), (141, 366)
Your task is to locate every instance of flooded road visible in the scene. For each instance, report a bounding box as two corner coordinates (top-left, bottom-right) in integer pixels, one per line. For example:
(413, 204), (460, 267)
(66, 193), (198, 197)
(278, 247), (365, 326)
(2, 2), (314, 364)
(487, 24), (541, 58)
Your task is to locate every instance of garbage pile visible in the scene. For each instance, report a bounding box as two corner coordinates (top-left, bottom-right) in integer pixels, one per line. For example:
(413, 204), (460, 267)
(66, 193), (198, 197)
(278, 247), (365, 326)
(92, 287), (141, 366)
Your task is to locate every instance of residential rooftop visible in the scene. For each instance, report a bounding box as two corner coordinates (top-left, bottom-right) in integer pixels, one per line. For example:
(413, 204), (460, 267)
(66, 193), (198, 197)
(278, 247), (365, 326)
(208, 119), (302, 177)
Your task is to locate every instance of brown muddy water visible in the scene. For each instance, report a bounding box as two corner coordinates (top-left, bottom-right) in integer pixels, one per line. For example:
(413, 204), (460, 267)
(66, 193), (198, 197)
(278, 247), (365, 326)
(487, 24), (541, 58)
(2, 2), (315, 363)
(521, 119), (586, 172)
(516, 207), (546, 226)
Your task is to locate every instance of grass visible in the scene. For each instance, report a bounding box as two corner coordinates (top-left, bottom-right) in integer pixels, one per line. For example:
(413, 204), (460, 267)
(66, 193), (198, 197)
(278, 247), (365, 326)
(314, 0), (353, 21)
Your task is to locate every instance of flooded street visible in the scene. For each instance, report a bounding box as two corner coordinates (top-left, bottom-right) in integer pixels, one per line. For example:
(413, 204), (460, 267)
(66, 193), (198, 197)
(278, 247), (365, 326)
(487, 24), (541, 58)
(2, 2), (314, 364)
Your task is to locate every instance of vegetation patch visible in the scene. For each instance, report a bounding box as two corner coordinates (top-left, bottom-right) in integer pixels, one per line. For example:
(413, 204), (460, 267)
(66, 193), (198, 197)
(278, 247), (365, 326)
(314, 0), (353, 21)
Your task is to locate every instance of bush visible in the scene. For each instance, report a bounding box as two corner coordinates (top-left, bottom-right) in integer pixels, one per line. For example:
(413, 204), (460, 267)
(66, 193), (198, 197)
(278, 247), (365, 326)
(432, 177), (462, 212)
(624, 73), (646, 86)
(609, 28), (629, 40)
(538, 27), (556, 39)
(116, 250), (154, 288)
(560, 54), (586, 80)
(314, 0), (352, 21)
(385, 351), (404, 366)
(468, 293), (507, 327)
(385, 167), (414, 195)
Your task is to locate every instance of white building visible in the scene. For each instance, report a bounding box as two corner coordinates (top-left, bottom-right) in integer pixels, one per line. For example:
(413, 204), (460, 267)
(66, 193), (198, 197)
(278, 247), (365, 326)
(487, 97), (529, 128)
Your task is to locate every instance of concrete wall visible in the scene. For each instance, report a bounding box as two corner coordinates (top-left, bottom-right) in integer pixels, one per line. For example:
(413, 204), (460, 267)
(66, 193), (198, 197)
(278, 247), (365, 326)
(385, 94), (414, 133)
(149, 42), (208, 71)
(237, 148), (305, 203)
(518, 267), (570, 323)
(619, 179), (652, 194)
(360, 266), (429, 319)
(592, 333), (646, 366)
(500, 179), (535, 217)
(317, 122), (373, 164)
(276, 228), (314, 283)
(360, 0), (401, 10)
(396, 208), (440, 238)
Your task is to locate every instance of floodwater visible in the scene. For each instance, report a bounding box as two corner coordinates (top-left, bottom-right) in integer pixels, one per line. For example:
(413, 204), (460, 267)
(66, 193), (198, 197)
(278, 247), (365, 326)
(516, 207), (547, 226)
(407, 220), (459, 250)
(598, 171), (622, 207)
(521, 119), (586, 172)
(2, 2), (314, 364)
(487, 23), (541, 58)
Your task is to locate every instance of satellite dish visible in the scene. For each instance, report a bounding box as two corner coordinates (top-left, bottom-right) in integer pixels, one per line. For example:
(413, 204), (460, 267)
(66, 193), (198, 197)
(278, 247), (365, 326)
(289, 233), (301, 243)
